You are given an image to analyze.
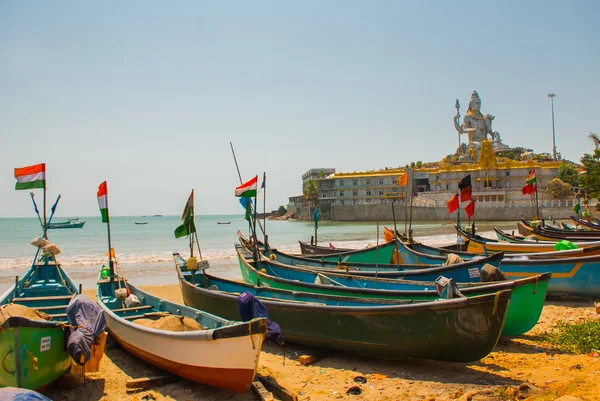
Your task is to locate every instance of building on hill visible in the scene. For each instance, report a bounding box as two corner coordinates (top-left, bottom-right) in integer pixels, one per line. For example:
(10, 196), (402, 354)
(288, 159), (575, 221)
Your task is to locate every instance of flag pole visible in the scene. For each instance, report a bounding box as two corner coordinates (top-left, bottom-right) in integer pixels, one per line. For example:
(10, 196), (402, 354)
(230, 142), (265, 238)
(104, 183), (115, 281)
(408, 168), (414, 240)
(262, 172), (267, 246)
(43, 176), (47, 239)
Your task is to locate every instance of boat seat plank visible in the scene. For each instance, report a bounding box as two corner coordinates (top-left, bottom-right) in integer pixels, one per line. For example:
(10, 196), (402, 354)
(34, 305), (68, 312)
(13, 295), (74, 303)
(113, 305), (153, 313)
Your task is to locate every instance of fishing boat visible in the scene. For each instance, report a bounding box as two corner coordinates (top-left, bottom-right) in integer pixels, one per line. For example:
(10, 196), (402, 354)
(233, 245), (548, 336)
(134, 222), (148, 225)
(217, 221), (231, 225)
(456, 225), (600, 253)
(294, 239), (398, 264)
(95, 184), (267, 393)
(96, 276), (267, 393)
(46, 220), (85, 229)
(1, 176), (82, 390)
(396, 239), (600, 297)
(0, 256), (79, 390)
(254, 244), (504, 283)
(175, 252), (512, 361)
(517, 220), (600, 241)
(298, 240), (353, 255)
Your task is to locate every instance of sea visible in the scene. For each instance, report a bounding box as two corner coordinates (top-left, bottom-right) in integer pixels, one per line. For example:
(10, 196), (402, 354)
(0, 215), (516, 294)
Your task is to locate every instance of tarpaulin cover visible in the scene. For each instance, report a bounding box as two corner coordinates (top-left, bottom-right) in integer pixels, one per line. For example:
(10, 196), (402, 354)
(237, 292), (283, 344)
(66, 294), (107, 364)
(0, 388), (52, 401)
(554, 240), (579, 251)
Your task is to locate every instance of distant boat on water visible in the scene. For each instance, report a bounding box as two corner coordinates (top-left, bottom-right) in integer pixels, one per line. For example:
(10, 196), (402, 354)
(46, 220), (86, 229)
(134, 222), (148, 225)
(217, 221), (231, 225)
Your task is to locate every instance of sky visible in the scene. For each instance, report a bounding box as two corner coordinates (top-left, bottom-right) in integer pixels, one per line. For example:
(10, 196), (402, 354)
(1, 1), (599, 218)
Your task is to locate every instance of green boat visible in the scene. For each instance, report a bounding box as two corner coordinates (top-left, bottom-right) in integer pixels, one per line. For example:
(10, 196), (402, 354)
(176, 253), (512, 362)
(0, 257), (79, 390)
(235, 245), (550, 336)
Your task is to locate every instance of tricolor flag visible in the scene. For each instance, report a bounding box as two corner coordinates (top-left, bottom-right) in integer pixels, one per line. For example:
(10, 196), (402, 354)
(235, 175), (258, 198)
(14, 163), (46, 190)
(174, 190), (196, 239)
(97, 181), (109, 223)
(522, 170), (537, 195)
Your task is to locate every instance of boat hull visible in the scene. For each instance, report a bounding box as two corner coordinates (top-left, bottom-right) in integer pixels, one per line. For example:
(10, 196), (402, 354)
(178, 268), (511, 362)
(98, 280), (266, 394)
(0, 321), (71, 390)
(235, 247), (547, 336)
(399, 240), (600, 298)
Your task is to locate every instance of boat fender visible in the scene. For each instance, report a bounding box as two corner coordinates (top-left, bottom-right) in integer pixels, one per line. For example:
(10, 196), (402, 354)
(269, 254), (276, 261)
(260, 268), (267, 274)
(124, 294), (141, 308)
(186, 256), (198, 271)
(114, 288), (128, 300)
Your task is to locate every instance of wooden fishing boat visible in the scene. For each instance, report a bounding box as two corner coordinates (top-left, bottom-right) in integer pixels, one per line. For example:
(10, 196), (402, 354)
(517, 220), (600, 241)
(254, 244), (505, 283)
(233, 245), (548, 336)
(176, 253), (512, 361)
(298, 240), (353, 255)
(294, 239), (398, 264)
(216, 221), (231, 225)
(97, 276), (267, 393)
(457, 225), (600, 253)
(397, 240), (600, 297)
(570, 216), (600, 231)
(0, 256), (79, 390)
(46, 221), (85, 229)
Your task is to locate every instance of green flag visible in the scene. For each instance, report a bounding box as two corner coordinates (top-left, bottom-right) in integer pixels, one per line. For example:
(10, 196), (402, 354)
(174, 190), (196, 239)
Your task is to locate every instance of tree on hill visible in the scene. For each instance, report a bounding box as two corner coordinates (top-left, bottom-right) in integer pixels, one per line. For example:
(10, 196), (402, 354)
(277, 206), (287, 216)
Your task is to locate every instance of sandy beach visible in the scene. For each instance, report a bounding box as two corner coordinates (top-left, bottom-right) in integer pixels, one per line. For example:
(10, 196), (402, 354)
(39, 285), (599, 401)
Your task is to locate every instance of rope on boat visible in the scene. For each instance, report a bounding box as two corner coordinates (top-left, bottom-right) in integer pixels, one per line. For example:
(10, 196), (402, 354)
(248, 318), (256, 349)
(492, 291), (500, 316)
(24, 349), (38, 371)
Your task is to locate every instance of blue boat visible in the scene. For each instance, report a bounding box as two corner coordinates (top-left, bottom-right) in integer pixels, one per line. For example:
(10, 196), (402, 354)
(397, 240), (600, 297)
(242, 240), (504, 283)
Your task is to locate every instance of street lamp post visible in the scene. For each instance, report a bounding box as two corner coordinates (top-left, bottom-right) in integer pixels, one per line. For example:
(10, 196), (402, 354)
(548, 93), (557, 160)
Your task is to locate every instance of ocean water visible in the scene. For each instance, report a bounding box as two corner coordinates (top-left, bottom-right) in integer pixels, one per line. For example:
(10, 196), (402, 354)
(0, 215), (514, 293)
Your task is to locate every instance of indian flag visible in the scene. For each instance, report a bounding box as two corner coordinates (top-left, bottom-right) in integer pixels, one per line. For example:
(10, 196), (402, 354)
(235, 175), (258, 198)
(14, 163), (46, 190)
(526, 170), (536, 185)
(97, 181), (109, 223)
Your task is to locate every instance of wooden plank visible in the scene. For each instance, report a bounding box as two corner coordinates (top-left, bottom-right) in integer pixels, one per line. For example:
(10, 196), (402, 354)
(13, 295), (73, 302)
(298, 354), (321, 365)
(126, 375), (181, 390)
(257, 374), (298, 401)
(252, 381), (274, 401)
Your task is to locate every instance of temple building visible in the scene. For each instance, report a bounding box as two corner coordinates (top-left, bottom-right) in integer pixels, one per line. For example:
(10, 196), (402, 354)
(287, 91), (573, 221)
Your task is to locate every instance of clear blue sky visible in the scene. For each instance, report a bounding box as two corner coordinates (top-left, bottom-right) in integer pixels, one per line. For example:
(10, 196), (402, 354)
(1, 1), (598, 217)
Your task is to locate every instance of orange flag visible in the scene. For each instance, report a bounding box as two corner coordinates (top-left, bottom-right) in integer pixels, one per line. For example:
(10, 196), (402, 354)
(395, 173), (408, 187)
(447, 194), (459, 214)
